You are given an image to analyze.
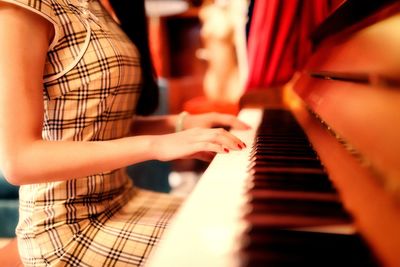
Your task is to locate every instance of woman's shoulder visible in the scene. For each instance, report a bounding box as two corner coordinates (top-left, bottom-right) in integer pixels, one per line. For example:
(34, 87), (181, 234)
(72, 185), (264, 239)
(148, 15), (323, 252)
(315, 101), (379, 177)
(0, 0), (63, 50)
(0, 0), (92, 52)
(0, 0), (56, 17)
(0, 0), (83, 27)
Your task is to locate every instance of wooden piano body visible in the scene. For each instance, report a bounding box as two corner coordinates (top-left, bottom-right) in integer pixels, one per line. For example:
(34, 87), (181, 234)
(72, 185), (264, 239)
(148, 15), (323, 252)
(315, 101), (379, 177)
(146, 1), (400, 266)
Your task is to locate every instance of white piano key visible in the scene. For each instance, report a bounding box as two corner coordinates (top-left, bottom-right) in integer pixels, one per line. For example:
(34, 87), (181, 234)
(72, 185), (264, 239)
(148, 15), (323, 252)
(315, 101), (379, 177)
(146, 109), (262, 267)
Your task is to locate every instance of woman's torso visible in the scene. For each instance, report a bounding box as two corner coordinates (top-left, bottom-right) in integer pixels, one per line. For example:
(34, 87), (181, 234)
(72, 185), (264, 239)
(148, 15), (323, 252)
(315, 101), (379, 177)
(16, 0), (142, 260)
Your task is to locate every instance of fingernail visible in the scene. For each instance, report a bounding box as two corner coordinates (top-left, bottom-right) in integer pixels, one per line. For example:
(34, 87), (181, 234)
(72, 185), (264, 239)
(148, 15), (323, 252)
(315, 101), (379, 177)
(243, 143), (247, 148)
(237, 144), (243, 149)
(224, 148), (230, 153)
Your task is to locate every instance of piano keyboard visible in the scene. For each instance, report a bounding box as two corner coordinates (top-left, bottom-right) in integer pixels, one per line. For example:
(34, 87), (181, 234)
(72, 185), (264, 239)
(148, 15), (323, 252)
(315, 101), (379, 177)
(240, 109), (377, 266)
(146, 108), (378, 267)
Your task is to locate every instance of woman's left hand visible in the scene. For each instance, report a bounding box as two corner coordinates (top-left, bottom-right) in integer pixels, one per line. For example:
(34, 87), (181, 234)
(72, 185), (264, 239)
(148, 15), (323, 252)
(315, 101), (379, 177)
(183, 112), (251, 131)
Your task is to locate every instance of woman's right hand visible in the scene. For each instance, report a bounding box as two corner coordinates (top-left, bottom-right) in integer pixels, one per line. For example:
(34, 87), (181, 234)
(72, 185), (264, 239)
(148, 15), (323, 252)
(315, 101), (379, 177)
(150, 127), (246, 162)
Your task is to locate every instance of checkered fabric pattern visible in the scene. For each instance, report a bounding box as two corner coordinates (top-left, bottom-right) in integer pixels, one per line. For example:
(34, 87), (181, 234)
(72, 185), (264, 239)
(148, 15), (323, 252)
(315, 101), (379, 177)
(1, 0), (182, 265)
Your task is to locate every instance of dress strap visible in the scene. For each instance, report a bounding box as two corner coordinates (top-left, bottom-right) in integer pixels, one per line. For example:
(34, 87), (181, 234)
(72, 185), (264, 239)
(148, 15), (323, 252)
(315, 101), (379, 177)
(43, 19), (91, 83)
(44, 0), (98, 83)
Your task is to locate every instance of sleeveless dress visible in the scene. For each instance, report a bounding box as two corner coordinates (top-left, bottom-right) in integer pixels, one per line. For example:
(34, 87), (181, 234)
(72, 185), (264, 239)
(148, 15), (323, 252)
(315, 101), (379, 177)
(2, 0), (181, 265)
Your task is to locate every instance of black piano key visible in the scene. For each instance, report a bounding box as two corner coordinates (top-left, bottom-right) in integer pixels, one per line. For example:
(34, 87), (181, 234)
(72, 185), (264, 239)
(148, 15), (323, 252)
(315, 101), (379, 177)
(251, 155), (318, 161)
(247, 180), (335, 193)
(250, 159), (322, 169)
(255, 137), (309, 143)
(254, 146), (314, 152)
(250, 150), (317, 157)
(248, 172), (336, 192)
(255, 139), (310, 143)
(257, 133), (306, 137)
(244, 213), (351, 229)
(240, 108), (377, 267)
(250, 154), (317, 161)
(240, 229), (378, 267)
(250, 166), (326, 175)
(246, 197), (350, 219)
(254, 146), (312, 152)
(251, 158), (323, 168)
(255, 139), (308, 145)
(251, 171), (330, 180)
(252, 145), (316, 152)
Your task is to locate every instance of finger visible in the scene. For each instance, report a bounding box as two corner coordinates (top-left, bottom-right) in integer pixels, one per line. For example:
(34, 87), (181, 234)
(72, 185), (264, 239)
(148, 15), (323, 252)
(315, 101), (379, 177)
(208, 128), (246, 150)
(190, 152), (216, 162)
(214, 114), (251, 130)
(193, 141), (229, 154)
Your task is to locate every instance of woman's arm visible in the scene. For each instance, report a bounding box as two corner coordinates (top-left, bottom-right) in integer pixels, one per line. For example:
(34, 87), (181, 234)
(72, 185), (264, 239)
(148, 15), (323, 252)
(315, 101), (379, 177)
(131, 113), (251, 135)
(0, 3), (155, 184)
(0, 3), (245, 185)
(130, 115), (179, 135)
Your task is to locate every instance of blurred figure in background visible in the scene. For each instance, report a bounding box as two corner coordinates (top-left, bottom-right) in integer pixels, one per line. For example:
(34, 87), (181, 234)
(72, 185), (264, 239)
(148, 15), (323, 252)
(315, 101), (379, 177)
(186, 0), (248, 116)
(200, 0), (240, 103)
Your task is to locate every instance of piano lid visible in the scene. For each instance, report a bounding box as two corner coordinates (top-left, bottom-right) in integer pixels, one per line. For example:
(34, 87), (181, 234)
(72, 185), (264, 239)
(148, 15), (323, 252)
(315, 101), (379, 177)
(293, 0), (400, 190)
(289, 5), (400, 265)
(311, 0), (399, 46)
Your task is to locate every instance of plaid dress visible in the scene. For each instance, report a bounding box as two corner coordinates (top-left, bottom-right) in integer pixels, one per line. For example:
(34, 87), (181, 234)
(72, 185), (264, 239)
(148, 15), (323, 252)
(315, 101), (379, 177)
(4, 0), (181, 265)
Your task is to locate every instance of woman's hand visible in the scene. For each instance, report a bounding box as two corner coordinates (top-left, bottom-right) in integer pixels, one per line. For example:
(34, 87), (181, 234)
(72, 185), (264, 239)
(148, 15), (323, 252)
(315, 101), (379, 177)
(150, 127), (246, 162)
(183, 112), (251, 131)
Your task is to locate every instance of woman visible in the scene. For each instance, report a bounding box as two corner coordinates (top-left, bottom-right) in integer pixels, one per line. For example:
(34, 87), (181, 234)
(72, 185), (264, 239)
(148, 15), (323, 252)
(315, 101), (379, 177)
(0, 0), (249, 265)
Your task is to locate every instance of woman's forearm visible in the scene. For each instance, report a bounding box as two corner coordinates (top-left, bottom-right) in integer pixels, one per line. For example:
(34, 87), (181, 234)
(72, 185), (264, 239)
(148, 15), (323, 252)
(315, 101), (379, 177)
(2, 136), (154, 185)
(130, 115), (179, 135)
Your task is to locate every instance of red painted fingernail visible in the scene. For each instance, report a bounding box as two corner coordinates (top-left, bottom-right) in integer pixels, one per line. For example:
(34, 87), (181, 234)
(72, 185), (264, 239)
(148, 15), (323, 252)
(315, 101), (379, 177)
(224, 148), (230, 153)
(237, 144), (242, 149)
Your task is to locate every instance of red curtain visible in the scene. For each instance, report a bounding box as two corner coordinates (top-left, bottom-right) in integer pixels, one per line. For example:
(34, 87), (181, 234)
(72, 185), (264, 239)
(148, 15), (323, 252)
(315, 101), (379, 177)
(246, 0), (343, 90)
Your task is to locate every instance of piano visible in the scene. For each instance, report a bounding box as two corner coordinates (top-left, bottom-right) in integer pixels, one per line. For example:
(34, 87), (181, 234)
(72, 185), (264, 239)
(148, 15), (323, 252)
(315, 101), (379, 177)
(146, 1), (400, 266)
